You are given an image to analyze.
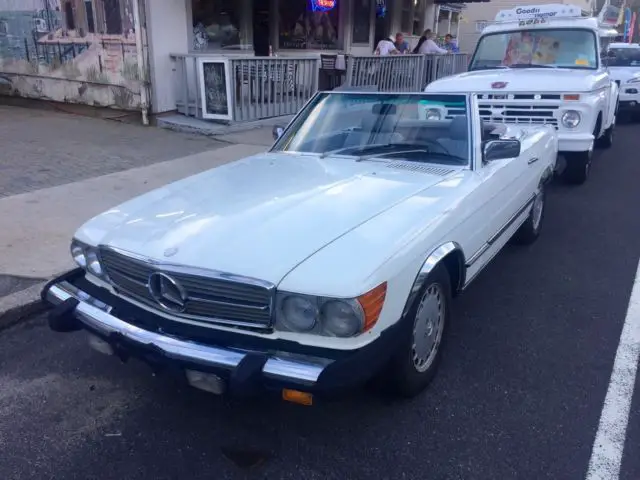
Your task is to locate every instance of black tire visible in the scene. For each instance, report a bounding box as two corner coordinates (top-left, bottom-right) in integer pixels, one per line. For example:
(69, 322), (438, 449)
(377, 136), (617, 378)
(387, 263), (451, 398)
(595, 120), (614, 149)
(513, 185), (545, 245)
(562, 150), (591, 185)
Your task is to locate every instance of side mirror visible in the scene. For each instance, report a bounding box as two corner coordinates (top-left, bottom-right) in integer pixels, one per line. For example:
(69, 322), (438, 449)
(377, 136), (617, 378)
(272, 125), (285, 141)
(482, 139), (521, 163)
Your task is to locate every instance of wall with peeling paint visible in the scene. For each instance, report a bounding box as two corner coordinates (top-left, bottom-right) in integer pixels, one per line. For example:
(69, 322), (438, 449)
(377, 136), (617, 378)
(0, 0), (143, 110)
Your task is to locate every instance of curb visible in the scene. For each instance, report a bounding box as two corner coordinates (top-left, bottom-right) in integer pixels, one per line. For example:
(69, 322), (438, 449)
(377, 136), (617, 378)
(0, 281), (49, 332)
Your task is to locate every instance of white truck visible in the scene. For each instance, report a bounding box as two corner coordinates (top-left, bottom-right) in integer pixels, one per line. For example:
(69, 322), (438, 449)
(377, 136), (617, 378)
(426, 4), (619, 185)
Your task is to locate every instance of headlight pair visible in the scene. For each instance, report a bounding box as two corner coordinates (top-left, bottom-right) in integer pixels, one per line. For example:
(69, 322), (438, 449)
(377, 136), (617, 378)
(276, 283), (386, 338)
(70, 239), (105, 278)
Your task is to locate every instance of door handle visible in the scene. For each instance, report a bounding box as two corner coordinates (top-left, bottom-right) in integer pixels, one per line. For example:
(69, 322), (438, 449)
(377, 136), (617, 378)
(528, 157), (539, 165)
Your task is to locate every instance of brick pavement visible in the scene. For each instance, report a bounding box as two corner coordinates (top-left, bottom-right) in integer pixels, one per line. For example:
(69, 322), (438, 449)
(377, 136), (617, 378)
(0, 105), (224, 197)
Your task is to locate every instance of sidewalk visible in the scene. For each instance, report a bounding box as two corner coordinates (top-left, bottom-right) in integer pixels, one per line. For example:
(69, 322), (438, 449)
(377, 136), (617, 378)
(0, 104), (274, 326)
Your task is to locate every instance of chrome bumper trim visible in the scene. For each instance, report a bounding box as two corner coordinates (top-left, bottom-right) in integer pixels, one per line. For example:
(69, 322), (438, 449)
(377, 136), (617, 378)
(46, 282), (327, 385)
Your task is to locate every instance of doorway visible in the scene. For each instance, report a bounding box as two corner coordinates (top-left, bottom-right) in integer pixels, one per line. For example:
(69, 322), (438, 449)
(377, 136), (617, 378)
(63, 1), (75, 30)
(252, 0), (270, 56)
(104, 0), (122, 34)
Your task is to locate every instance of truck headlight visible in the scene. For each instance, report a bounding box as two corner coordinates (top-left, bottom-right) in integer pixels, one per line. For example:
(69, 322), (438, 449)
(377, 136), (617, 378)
(561, 110), (581, 128)
(70, 239), (106, 278)
(425, 109), (442, 120)
(275, 283), (386, 338)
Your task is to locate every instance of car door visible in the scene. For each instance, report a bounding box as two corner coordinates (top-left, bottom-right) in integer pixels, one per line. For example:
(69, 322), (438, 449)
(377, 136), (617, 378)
(463, 97), (533, 281)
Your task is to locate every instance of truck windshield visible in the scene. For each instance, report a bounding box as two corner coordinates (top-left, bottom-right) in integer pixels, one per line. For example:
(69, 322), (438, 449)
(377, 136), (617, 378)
(470, 28), (598, 70)
(607, 48), (640, 67)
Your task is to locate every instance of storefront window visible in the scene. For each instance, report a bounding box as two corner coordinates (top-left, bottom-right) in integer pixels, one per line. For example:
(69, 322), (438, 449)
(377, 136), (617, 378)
(278, 0), (342, 50)
(352, 0), (371, 44)
(191, 0), (249, 51)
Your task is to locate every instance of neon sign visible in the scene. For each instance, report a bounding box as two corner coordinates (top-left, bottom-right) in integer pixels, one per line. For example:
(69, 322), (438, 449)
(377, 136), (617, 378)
(310, 0), (336, 12)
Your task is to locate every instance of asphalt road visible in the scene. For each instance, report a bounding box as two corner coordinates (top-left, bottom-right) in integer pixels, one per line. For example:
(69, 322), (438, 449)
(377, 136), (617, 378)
(1, 124), (640, 480)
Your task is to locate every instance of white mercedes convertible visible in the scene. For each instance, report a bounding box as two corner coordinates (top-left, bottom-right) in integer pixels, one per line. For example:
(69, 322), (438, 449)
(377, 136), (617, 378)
(42, 91), (558, 404)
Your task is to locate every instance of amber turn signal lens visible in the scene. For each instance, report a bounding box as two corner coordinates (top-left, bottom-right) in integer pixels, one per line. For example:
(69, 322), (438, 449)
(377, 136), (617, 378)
(563, 94), (580, 101)
(282, 389), (313, 406)
(357, 282), (387, 332)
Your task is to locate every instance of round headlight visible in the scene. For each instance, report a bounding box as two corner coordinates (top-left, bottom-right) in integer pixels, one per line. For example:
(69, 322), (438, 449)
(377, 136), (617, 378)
(425, 109), (442, 121)
(561, 110), (581, 128)
(86, 250), (103, 277)
(70, 242), (87, 268)
(320, 300), (364, 337)
(279, 296), (318, 332)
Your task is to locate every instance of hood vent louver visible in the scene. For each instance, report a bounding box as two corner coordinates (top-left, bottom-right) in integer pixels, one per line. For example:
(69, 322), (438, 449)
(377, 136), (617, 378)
(385, 162), (454, 176)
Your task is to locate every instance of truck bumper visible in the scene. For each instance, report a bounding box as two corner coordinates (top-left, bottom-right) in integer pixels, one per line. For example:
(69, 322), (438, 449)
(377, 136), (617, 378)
(557, 133), (594, 153)
(41, 270), (404, 403)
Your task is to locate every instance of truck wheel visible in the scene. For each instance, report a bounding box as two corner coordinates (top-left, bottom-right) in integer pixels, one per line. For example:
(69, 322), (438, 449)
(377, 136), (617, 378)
(388, 263), (451, 398)
(595, 121), (614, 149)
(513, 184), (545, 245)
(562, 150), (591, 185)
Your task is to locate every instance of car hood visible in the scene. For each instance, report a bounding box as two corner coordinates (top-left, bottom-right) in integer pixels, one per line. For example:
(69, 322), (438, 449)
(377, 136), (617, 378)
(427, 68), (601, 92)
(78, 153), (456, 285)
(608, 66), (640, 82)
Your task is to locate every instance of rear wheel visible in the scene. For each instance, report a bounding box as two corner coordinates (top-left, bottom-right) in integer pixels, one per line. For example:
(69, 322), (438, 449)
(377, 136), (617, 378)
(387, 263), (451, 398)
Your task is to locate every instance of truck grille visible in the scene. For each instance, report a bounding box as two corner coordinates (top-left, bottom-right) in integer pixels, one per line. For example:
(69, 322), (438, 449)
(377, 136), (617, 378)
(474, 92), (561, 129)
(99, 247), (274, 329)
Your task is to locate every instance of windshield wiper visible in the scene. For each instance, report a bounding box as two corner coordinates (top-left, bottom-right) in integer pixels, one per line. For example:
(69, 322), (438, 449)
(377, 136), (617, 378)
(319, 142), (406, 159)
(470, 65), (510, 70)
(509, 63), (556, 69)
(363, 149), (468, 165)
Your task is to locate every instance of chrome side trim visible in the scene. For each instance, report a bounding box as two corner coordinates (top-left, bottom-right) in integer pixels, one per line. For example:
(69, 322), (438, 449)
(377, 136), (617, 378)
(402, 241), (464, 317)
(46, 282), (326, 385)
(465, 194), (536, 268)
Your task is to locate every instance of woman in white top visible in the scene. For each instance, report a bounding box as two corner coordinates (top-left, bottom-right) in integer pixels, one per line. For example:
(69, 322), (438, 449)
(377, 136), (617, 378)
(413, 29), (447, 55)
(374, 35), (400, 56)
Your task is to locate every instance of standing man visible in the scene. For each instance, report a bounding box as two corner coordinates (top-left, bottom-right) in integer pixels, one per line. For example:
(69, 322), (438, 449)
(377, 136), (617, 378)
(395, 32), (410, 54)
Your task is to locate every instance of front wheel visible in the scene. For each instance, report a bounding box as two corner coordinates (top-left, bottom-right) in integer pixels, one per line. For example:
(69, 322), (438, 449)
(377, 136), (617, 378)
(595, 120), (615, 149)
(562, 150), (591, 185)
(387, 263), (451, 398)
(513, 185), (545, 245)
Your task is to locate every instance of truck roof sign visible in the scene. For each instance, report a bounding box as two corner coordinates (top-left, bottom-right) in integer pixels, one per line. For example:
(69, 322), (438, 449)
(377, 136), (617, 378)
(495, 4), (583, 22)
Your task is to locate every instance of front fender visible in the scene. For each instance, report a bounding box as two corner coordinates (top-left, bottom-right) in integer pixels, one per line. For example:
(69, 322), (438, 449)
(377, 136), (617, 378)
(401, 242), (465, 318)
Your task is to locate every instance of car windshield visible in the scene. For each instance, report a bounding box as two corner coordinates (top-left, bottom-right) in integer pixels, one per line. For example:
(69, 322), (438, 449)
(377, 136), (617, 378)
(272, 93), (471, 166)
(470, 28), (598, 70)
(607, 48), (640, 67)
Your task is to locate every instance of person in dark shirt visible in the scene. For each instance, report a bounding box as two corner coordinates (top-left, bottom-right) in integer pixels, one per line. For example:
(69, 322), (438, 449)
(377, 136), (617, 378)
(395, 32), (410, 53)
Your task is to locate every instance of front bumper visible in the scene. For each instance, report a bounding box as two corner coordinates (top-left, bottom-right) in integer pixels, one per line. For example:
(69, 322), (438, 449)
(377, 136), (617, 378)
(41, 270), (404, 400)
(557, 132), (594, 153)
(618, 90), (640, 111)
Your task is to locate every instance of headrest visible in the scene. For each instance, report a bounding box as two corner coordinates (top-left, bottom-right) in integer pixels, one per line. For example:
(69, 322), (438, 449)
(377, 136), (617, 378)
(449, 115), (468, 140)
(362, 114), (398, 133)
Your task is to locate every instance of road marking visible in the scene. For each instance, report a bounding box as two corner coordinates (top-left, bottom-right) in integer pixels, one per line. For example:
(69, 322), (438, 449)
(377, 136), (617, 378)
(586, 259), (640, 480)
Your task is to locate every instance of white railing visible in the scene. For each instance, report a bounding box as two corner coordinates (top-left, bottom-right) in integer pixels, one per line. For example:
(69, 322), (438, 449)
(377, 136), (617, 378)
(345, 54), (469, 91)
(171, 54), (319, 122)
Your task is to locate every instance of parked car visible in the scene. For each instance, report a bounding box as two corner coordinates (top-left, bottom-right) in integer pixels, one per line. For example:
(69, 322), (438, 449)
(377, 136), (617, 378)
(604, 42), (640, 121)
(426, 3), (618, 186)
(42, 91), (558, 405)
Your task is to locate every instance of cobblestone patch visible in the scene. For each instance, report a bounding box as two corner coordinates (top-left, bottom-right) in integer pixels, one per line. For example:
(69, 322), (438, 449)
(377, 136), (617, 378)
(0, 106), (224, 197)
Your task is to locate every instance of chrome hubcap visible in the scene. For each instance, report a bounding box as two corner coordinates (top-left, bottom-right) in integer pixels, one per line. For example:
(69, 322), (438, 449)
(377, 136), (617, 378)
(412, 284), (445, 373)
(531, 190), (544, 230)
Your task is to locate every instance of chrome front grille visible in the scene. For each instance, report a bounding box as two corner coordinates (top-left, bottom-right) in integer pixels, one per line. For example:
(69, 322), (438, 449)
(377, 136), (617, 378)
(472, 92), (561, 129)
(99, 247), (274, 329)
